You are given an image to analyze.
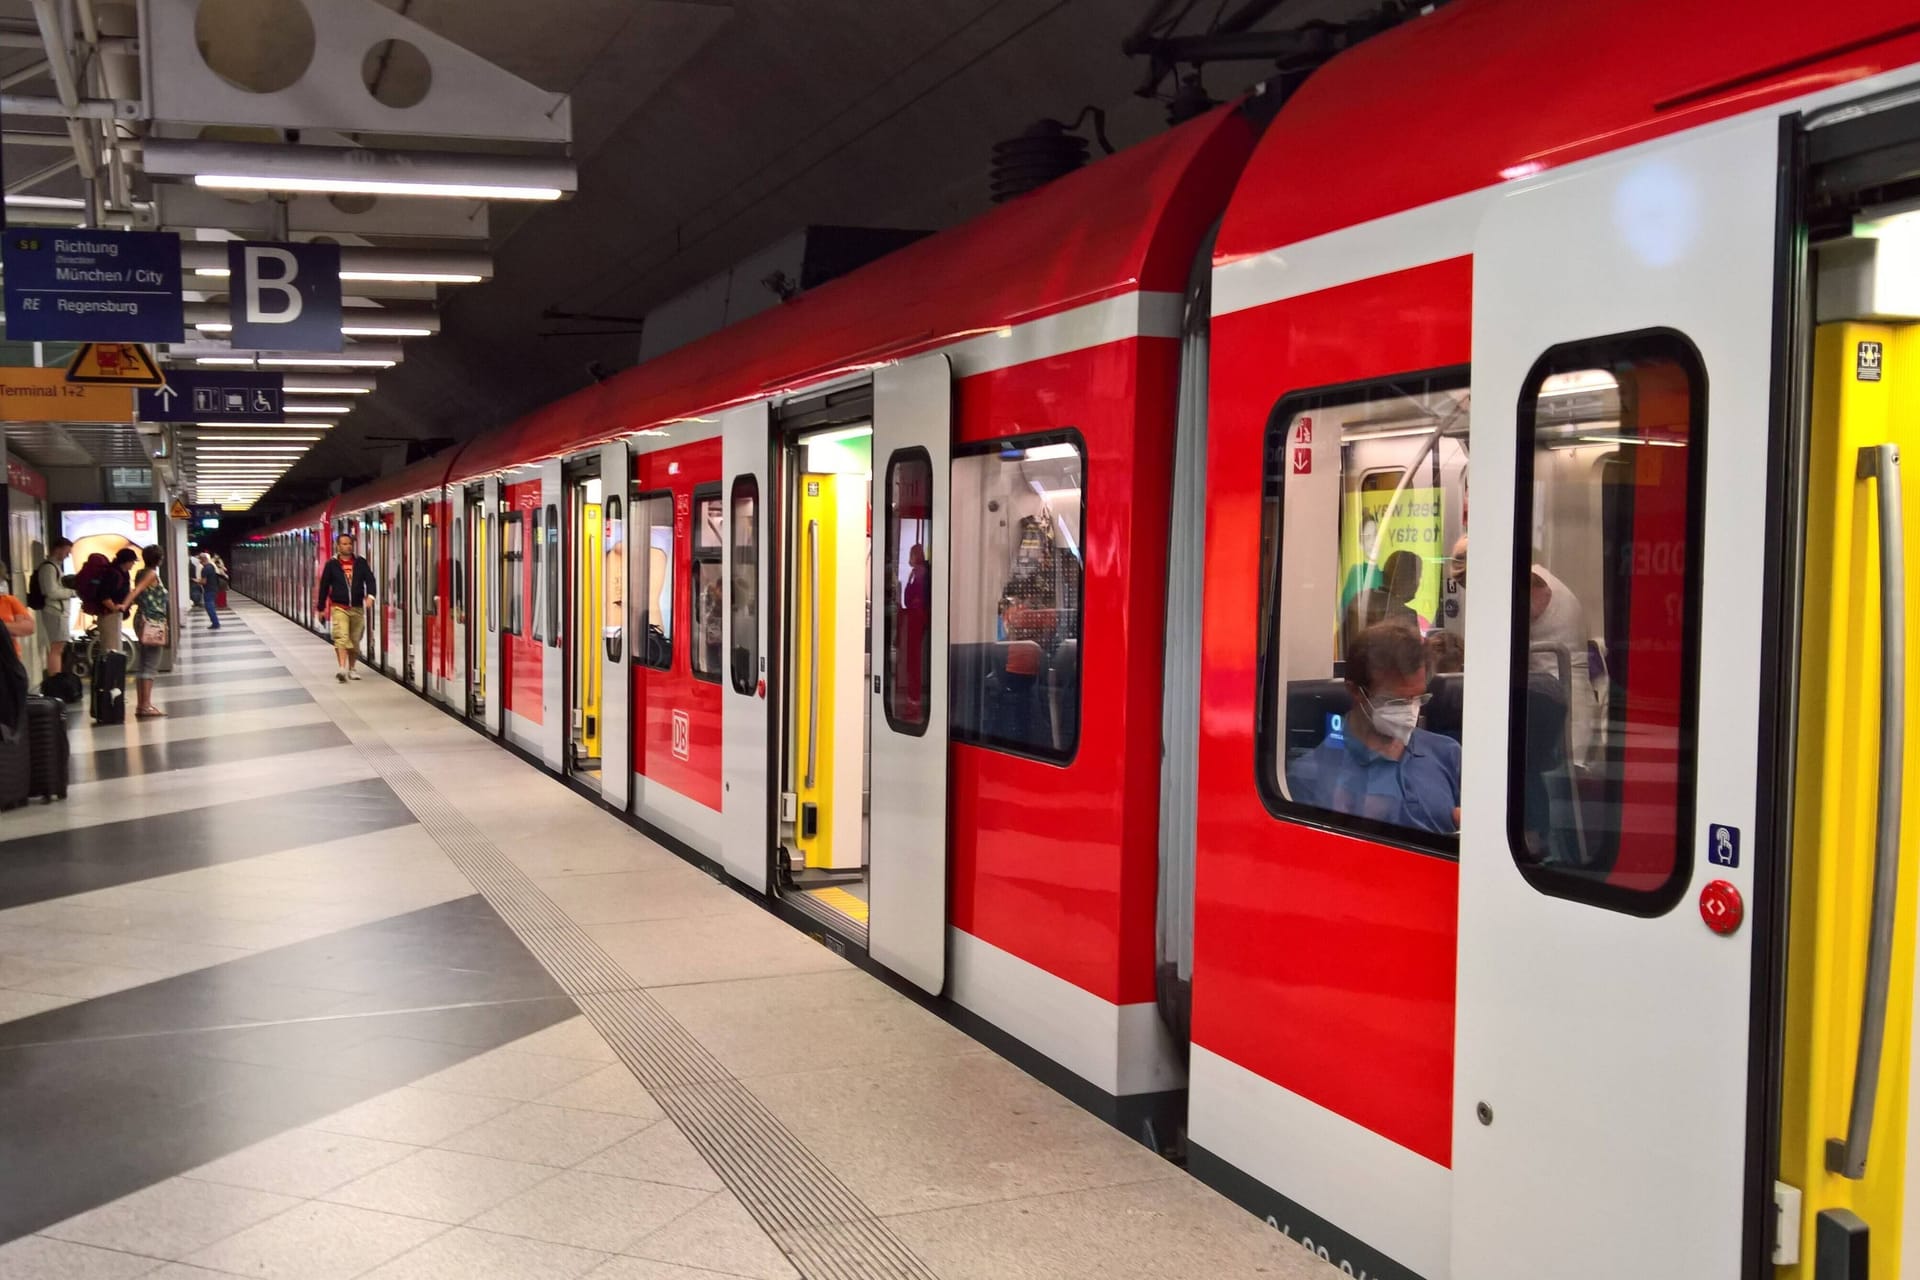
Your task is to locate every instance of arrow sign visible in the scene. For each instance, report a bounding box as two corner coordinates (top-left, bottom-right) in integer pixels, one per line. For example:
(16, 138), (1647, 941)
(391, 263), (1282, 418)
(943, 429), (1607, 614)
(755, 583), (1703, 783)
(137, 368), (283, 423)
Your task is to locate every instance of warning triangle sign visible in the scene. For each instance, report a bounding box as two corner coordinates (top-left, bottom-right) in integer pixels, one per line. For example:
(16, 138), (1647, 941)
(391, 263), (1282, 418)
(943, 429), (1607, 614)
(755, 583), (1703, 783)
(169, 498), (190, 520)
(66, 342), (165, 388)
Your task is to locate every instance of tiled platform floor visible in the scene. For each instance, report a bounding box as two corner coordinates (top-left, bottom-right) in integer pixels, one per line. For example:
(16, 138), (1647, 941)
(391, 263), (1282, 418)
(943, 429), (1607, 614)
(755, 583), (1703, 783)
(0, 601), (1337, 1280)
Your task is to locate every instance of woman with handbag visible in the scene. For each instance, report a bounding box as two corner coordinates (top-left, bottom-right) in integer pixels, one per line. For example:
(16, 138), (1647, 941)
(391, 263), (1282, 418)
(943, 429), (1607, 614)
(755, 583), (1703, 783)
(129, 544), (169, 719)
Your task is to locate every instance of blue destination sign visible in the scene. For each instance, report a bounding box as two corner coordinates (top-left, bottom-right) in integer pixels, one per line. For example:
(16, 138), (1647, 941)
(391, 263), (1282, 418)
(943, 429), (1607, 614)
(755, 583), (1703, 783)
(3, 228), (184, 343)
(137, 368), (283, 423)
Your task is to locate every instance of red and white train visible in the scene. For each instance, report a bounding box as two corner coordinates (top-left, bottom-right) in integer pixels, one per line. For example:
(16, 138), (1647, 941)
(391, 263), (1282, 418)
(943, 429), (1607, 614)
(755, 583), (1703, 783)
(239, 3), (1920, 1275)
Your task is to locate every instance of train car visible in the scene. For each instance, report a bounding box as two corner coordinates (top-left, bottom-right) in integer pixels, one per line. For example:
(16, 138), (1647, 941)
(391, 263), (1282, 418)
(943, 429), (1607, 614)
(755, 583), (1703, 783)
(1191, 3), (1920, 1279)
(235, 2), (1920, 1276)
(240, 497), (333, 636)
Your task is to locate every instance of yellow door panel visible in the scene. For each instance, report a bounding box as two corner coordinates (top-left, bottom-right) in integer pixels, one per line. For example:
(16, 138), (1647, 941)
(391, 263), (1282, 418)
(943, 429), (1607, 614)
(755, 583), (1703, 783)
(1779, 322), (1920, 1276)
(578, 500), (603, 761)
(791, 473), (869, 872)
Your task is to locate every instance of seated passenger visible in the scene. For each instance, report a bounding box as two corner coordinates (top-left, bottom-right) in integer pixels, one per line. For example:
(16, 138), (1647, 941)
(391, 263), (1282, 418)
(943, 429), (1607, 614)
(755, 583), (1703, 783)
(1287, 622), (1462, 835)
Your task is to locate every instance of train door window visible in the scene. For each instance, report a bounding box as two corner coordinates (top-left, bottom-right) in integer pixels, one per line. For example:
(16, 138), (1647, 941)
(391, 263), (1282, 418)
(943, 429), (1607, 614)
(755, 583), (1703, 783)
(691, 484), (723, 682)
(1509, 332), (1704, 913)
(423, 516), (437, 617)
(1257, 371), (1471, 851)
(531, 506), (546, 643)
(635, 490), (674, 670)
(949, 432), (1084, 762)
(501, 511), (523, 635)
(604, 494), (624, 663)
(882, 448), (934, 733)
(545, 502), (561, 647)
(452, 517), (464, 613)
(728, 477), (759, 695)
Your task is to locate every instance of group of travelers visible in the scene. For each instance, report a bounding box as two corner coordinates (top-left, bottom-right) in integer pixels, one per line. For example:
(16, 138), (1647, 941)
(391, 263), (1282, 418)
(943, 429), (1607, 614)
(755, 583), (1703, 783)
(0, 539), (231, 722)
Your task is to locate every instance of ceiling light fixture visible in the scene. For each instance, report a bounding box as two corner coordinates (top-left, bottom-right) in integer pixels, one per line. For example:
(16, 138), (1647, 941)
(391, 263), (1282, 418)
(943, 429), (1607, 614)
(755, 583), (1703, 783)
(284, 385), (370, 395)
(144, 139), (575, 202)
(283, 404), (352, 414)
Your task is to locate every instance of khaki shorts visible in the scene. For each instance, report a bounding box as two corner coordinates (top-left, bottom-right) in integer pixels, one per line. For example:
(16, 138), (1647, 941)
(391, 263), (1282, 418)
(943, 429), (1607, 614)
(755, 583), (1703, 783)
(330, 605), (365, 650)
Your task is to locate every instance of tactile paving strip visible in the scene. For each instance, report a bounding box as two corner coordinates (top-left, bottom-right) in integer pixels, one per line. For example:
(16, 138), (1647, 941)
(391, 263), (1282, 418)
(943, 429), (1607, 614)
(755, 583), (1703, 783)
(297, 678), (939, 1280)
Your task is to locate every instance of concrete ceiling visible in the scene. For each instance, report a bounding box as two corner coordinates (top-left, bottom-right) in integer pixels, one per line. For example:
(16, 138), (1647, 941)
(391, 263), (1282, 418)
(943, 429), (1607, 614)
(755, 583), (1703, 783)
(0, 0), (1383, 512)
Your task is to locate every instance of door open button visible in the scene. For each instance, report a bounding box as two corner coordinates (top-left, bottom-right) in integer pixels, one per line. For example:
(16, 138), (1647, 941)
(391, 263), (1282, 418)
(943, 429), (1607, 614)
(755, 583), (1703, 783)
(1699, 879), (1744, 936)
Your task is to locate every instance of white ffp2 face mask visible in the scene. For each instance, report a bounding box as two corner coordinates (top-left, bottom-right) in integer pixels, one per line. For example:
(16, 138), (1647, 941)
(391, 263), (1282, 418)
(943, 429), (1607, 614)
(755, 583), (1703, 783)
(1362, 691), (1419, 745)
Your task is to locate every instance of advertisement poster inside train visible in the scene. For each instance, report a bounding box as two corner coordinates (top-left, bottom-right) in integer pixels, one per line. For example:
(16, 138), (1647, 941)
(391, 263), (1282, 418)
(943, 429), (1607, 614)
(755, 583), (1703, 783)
(1336, 486), (1444, 631)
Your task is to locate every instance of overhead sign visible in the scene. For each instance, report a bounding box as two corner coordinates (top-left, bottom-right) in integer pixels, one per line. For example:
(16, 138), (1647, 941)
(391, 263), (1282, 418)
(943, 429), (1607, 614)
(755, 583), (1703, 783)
(0, 366), (134, 422)
(137, 368), (282, 423)
(66, 341), (166, 387)
(229, 240), (342, 352)
(2, 228), (184, 342)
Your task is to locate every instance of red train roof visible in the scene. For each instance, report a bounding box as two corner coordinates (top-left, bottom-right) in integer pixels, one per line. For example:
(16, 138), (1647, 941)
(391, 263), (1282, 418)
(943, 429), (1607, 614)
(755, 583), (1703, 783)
(1217, 0), (1920, 263)
(332, 445), (467, 517)
(445, 103), (1255, 484)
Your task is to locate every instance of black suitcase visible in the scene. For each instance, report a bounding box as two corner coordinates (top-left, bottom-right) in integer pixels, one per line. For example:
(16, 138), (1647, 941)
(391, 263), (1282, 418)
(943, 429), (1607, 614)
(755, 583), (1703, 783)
(25, 695), (67, 801)
(44, 670), (81, 703)
(0, 725), (26, 811)
(91, 650), (126, 725)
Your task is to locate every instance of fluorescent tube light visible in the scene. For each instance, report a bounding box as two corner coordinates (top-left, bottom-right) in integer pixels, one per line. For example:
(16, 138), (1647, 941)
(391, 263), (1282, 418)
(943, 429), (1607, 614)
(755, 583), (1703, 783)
(195, 175), (563, 200)
(283, 404), (351, 414)
(341, 325), (432, 337)
(284, 385), (370, 395)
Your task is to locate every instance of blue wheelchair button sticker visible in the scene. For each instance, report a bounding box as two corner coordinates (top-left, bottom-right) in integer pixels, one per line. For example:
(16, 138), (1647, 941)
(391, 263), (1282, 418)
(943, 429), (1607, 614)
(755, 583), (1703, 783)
(1708, 824), (1740, 869)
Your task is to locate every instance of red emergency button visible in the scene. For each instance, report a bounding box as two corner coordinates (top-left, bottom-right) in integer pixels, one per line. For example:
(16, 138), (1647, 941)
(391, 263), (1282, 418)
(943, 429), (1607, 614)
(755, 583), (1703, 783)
(1700, 879), (1744, 935)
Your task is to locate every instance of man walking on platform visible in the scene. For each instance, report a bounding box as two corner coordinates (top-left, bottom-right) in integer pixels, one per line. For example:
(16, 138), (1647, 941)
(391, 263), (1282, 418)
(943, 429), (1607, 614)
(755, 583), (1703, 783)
(315, 534), (377, 683)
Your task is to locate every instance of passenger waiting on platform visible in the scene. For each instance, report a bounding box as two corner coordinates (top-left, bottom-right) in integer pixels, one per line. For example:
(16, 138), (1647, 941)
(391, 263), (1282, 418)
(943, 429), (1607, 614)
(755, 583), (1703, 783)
(1287, 621), (1462, 835)
(129, 544), (169, 719)
(197, 553), (222, 630)
(31, 538), (76, 681)
(0, 565), (35, 658)
(316, 534), (377, 684)
(95, 547), (138, 656)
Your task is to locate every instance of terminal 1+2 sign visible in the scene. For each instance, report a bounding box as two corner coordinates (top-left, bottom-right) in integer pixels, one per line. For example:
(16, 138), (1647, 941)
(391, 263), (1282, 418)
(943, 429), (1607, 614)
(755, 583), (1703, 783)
(2, 228), (184, 343)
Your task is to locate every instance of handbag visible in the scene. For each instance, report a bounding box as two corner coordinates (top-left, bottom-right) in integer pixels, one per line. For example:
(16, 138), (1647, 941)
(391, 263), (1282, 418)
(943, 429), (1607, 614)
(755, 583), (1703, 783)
(139, 616), (168, 647)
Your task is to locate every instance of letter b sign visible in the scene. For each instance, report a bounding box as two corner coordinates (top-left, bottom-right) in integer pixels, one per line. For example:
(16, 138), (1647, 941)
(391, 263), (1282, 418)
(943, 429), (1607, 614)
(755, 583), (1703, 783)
(227, 240), (342, 352)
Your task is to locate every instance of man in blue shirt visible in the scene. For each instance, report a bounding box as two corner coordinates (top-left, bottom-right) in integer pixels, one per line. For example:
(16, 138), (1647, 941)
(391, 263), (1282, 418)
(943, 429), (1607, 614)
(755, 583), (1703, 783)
(1288, 621), (1461, 835)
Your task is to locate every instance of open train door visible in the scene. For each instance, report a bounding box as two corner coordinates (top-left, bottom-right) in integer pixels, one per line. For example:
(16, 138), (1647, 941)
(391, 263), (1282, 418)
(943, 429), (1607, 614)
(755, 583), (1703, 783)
(482, 475), (503, 738)
(867, 354), (952, 995)
(720, 401), (772, 893)
(1453, 117), (1779, 1278)
(599, 440), (633, 809)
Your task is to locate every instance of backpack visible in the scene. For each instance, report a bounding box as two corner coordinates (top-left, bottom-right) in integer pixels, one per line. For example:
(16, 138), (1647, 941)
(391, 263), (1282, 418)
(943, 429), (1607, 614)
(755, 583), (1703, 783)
(74, 554), (112, 616)
(25, 560), (50, 610)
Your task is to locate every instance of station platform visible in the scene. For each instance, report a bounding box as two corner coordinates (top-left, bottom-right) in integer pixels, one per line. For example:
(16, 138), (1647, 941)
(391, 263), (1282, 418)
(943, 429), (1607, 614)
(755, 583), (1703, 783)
(0, 602), (1334, 1280)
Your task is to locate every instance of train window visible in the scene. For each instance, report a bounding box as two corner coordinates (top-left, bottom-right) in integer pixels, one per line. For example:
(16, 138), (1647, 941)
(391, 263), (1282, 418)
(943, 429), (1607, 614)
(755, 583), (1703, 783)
(501, 511), (523, 636)
(1509, 331), (1703, 916)
(604, 495), (625, 664)
(882, 448), (933, 734)
(422, 516), (437, 617)
(452, 518), (464, 613)
(1257, 371), (1471, 854)
(949, 432), (1084, 763)
(530, 506), (545, 642)
(728, 477), (759, 696)
(545, 502), (561, 647)
(634, 490), (674, 670)
(691, 485), (723, 683)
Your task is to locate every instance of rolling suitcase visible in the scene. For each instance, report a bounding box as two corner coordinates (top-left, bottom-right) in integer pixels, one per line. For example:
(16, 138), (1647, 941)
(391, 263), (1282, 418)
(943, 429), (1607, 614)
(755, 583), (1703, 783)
(25, 695), (67, 801)
(91, 650), (127, 725)
(0, 724), (26, 812)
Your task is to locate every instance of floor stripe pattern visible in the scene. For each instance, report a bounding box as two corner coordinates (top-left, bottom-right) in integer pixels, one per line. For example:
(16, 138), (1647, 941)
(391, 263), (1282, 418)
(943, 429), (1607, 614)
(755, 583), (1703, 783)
(305, 681), (941, 1280)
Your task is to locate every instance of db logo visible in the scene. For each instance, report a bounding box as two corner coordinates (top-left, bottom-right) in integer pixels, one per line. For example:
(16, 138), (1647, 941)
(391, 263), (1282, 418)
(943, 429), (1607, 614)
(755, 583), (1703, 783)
(671, 709), (690, 761)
